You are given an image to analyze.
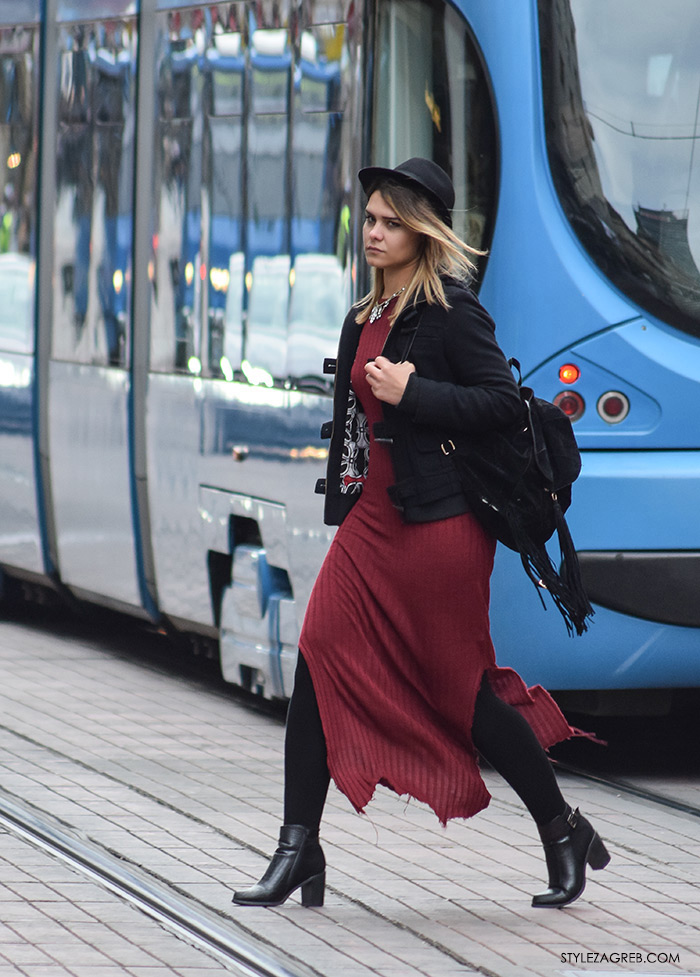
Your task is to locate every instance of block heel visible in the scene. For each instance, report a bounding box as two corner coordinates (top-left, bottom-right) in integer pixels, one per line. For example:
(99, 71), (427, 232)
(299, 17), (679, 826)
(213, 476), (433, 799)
(587, 832), (611, 871)
(301, 871), (326, 907)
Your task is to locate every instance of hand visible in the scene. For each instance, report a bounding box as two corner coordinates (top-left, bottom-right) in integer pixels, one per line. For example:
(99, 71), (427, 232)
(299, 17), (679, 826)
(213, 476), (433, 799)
(364, 355), (416, 405)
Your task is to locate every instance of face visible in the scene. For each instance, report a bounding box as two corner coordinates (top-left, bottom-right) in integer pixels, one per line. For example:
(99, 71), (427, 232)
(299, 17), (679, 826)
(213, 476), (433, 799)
(363, 190), (421, 281)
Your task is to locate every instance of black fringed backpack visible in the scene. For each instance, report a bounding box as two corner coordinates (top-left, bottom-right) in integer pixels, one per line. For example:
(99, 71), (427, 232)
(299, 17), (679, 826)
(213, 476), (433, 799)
(443, 359), (594, 636)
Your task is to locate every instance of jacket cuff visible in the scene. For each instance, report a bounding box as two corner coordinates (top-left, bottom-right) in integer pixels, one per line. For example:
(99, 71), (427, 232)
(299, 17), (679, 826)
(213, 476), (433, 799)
(397, 371), (420, 415)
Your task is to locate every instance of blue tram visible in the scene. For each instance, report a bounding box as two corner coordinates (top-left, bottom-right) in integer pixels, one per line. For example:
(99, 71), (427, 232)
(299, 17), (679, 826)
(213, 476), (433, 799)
(1, 0), (699, 711)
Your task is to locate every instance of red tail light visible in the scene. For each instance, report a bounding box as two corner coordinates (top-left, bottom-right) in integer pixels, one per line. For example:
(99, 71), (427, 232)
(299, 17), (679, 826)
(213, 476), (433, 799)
(554, 390), (585, 421)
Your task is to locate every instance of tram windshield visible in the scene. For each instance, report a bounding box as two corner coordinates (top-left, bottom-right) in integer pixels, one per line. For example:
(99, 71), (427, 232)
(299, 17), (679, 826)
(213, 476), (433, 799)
(539, 0), (700, 336)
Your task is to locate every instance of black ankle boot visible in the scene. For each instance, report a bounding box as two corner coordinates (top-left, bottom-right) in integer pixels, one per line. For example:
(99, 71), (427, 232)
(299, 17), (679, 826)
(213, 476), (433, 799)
(232, 825), (326, 907)
(532, 805), (610, 908)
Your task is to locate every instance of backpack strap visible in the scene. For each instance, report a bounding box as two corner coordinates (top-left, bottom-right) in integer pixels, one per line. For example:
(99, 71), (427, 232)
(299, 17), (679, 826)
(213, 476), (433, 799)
(508, 357), (523, 386)
(508, 358), (554, 484)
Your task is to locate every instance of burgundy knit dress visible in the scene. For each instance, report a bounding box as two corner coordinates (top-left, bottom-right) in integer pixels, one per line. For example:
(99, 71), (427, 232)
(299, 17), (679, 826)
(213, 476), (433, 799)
(299, 302), (575, 825)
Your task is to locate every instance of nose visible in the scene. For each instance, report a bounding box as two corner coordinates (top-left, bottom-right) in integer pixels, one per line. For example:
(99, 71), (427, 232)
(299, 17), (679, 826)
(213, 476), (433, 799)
(368, 222), (382, 241)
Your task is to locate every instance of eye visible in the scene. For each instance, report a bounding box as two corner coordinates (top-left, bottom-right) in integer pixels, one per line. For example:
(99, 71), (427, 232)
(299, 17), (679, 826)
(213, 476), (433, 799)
(364, 213), (375, 225)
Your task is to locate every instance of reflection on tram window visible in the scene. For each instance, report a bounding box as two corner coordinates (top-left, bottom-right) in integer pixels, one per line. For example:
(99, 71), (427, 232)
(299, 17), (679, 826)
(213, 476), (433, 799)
(245, 254), (290, 382)
(0, 254), (34, 355)
(204, 6), (246, 380)
(250, 0), (292, 30)
(298, 25), (344, 113)
(292, 21), (348, 260)
(373, 0), (497, 263)
(151, 2), (356, 387)
(221, 251), (245, 376)
(208, 114), (244, 376)
(251, 27), (291, 115)
(288, 18), (350, 386)
(0, 23), (38, 355)
(206, 3), (246, 117)
(299, 1), (354, 27)
(53, 19), (135, 367)
(151, 7), (204, 373)
(247, 114), (288, 258)
(286, 253), (347, 383)
(539, 0), (700, 337)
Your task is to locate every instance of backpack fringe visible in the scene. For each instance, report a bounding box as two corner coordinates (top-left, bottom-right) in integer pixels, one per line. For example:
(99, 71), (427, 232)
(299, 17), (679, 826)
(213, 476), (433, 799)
(510, 497), (594, 637)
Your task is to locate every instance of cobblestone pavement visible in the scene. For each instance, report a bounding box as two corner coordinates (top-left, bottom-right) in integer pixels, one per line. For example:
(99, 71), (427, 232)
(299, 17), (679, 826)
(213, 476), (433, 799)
(0, 609), (698, 977)
(0, 822), (246, 976)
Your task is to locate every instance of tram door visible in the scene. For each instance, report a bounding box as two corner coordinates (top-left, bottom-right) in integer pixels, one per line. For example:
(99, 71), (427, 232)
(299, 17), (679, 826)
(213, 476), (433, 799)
(41, 4), (143, 611)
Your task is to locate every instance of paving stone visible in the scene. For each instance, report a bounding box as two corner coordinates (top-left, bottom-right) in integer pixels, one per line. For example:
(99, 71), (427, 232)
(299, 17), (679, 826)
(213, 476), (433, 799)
(0, 615), (699, 977)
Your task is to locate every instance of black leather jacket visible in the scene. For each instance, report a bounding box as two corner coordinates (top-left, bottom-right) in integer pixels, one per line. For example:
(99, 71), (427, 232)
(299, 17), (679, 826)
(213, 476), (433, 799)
(316, 278), (522, 526)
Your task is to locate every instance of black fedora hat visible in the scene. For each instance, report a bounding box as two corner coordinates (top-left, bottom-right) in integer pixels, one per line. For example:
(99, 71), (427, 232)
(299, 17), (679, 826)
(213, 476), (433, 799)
(358, 157), (455, 225)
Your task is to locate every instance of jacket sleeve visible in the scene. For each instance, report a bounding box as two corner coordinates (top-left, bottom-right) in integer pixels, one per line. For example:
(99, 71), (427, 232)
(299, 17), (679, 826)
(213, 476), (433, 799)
(396, 288), (522, 433)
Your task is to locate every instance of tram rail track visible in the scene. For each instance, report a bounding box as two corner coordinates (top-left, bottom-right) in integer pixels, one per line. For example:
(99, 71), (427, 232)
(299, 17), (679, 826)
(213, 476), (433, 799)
(553, 759), (700, 820)
(0, 787), (316, 977)
(1, 606), (698, 977)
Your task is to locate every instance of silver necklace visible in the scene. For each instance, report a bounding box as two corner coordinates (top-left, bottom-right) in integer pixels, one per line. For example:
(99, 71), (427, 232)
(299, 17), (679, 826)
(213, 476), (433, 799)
(368, 286), (405, 323)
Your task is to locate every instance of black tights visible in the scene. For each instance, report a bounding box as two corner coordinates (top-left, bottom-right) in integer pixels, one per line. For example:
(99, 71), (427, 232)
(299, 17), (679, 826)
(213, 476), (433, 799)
(283, 653), (565, 831)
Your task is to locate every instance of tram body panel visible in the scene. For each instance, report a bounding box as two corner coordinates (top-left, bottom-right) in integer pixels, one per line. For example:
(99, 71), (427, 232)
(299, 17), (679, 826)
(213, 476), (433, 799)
(194, 380), (334, 695)
(491, 550), (700, 691)
(145, 374), (211, 628)
(198, 379), (333, 602)
(491, 448), (700, 688)
(145, 372), (328, 638)
(47, 363), (140, 607)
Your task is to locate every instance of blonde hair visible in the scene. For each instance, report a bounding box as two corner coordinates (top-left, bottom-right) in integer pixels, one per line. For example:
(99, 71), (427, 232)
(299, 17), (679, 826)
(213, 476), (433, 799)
(356, 178), (485, 325)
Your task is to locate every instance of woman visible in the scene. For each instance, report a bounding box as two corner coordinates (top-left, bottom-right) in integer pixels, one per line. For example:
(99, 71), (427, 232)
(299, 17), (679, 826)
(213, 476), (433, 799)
(232, 158), (610, 911)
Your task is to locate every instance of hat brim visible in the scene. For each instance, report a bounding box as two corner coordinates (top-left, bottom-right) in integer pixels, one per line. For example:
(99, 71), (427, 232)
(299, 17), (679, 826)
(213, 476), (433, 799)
(358, 166), (402, 196)
(358, 166), (452, 224)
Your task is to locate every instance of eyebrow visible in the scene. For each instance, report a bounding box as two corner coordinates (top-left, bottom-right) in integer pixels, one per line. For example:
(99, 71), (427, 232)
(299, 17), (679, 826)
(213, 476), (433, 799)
(365, 205), (400, 222)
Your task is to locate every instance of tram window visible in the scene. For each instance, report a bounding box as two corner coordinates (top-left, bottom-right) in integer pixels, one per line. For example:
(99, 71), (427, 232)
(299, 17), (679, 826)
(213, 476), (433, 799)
(151, 1), (357, 387)
(287, 18), (351, 383)
(250, 29), (291, 115)
(539, 0), (700, 337)
(208, 117), (244, 375)
(0, 24), (38, 355)
(247, 114), (288, 257)
(299, 1), (353, 27)
(203, 7), (246, 378)
(52, 19), (135, 368)
(372, 0), (497, 267)
(150, 8), (205, 373)
(245, 254), (290, 380)
(206, 3), (246, 117)
(250, 0), (292, 30)
(298, 25), (344, 114)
